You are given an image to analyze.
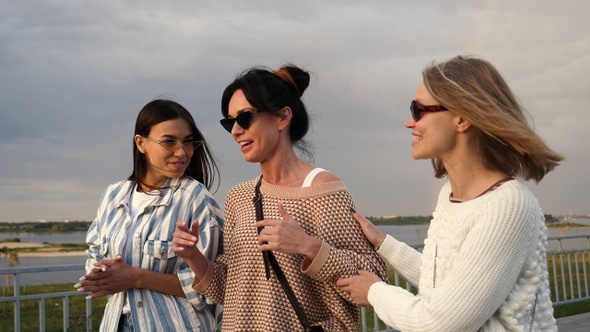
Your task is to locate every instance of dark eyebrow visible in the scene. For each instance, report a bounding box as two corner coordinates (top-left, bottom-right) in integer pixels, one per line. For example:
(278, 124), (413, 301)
(233, 108), (256, 116)
(159, 134), (194, 140)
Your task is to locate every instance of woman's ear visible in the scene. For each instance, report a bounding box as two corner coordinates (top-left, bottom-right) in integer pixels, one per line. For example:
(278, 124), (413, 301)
(456, 116), (471, 133)
(277, 107), (293, 131)
(135, 135), (146, 153)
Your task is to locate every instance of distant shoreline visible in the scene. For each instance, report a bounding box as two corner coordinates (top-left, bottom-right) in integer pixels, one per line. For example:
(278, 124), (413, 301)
(18, 251), (86, 257)
(0, 242), (86, 257)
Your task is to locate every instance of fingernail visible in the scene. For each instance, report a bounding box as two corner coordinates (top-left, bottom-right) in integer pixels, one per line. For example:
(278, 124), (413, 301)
(85, 295), (92, 300)
(79, 276), (86, 281)
(350, 207), (356, 214)
(101, 265), (107, 272)
(77, 287), (86, 292)
(116, 254), (122, 260)
(74, 283), (81, 288)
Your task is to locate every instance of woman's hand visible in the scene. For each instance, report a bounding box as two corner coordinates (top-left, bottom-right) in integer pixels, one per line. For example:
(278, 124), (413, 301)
(171, 220), (200, 260)
(254, 202), (321, 260)
(75, 255), (135, 299)
(336, 270), (382, 306)
(172, 220), (209, 281)
(351, 209), (386, 249)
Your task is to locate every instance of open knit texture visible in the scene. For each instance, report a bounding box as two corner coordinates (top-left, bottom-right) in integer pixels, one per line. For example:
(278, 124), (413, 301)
(368, 180), (557, 331)
(194, 177), (387, 331)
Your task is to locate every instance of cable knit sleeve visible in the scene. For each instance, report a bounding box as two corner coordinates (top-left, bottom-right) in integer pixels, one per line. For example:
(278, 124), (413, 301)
(368, 182), (539, 331)
(377, 234), (423, 287)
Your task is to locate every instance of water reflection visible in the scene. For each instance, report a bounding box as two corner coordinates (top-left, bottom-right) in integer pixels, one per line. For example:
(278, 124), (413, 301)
(0, 256), (85, 286)
(0, 232), (87, 244)
(376, 223), (590, 251)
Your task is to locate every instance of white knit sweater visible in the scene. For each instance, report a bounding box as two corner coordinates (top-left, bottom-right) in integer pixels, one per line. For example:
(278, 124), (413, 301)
(368, 180), (557, 331)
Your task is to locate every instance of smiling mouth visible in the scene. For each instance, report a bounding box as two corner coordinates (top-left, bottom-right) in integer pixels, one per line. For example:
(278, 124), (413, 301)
(239, 140), (252, 147)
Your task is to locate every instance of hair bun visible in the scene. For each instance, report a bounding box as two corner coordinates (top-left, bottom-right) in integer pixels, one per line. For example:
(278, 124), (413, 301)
(273, 65), (310, 97)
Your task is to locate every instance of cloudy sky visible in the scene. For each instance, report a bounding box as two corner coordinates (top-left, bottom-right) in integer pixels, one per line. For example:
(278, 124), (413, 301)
(1, 1), (588, 222)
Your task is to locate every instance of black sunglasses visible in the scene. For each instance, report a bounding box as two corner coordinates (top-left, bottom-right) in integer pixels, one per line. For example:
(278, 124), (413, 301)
(410, 100), (448, 122)
(220, 109), (265, 133)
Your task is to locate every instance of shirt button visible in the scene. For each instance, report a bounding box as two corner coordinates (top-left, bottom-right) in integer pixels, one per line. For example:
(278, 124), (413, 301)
(137, 301), (143, 308)
(160, 249), (167, 258)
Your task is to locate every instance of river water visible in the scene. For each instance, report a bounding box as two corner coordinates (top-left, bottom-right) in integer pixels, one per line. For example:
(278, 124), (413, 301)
(0, 231), (88, 286)
(1, 222), (589, 286)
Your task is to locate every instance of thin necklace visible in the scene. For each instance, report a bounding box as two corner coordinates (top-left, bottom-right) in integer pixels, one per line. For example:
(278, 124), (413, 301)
(449, 177), (513, 203)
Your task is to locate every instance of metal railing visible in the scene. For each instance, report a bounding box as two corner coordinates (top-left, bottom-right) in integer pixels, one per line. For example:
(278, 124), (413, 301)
(0, 264), (91, 332)
(548, 235), (590, 305)
(0, 234), (589, 332)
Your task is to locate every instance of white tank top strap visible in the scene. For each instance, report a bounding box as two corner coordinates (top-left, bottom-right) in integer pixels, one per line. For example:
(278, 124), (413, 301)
(302, 167), (327, 187)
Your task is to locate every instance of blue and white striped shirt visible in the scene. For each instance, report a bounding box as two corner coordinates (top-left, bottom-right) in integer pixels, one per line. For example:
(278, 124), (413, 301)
(85, 177), (224, 331)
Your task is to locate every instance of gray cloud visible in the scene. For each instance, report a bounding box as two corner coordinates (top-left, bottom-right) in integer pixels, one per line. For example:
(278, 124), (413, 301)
(1, 0), (588, 222)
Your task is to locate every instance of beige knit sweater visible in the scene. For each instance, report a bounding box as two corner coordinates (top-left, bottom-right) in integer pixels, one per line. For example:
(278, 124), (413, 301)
(194, 177), (387, 331)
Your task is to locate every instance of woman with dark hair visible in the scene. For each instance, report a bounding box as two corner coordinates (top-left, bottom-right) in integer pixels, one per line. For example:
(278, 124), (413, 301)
(336, 55), (562, 331)
(172, 65), (387, 331)
(76, 99), (224, 331)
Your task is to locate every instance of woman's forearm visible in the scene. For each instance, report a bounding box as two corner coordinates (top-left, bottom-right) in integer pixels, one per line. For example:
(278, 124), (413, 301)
(133, 267), (185, 297)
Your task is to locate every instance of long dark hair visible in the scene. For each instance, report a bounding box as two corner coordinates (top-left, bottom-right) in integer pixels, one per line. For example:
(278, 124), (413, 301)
(129, 99), (220, 192)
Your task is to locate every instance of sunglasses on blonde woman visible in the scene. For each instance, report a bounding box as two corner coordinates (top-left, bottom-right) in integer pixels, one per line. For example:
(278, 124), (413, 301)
(410, 100), (448, 122)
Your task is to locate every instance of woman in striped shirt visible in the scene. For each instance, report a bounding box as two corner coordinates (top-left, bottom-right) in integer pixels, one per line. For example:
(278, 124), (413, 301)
(75, 99), (224, 331)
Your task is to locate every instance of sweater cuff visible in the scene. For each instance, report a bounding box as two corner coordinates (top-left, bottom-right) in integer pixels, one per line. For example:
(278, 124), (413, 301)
(302, 240), (331, 277)
(193, 260), (215, 293)
(377, 234), (403, 257)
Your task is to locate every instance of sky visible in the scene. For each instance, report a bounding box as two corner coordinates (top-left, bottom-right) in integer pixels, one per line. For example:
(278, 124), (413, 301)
(1, 0), (589, 222)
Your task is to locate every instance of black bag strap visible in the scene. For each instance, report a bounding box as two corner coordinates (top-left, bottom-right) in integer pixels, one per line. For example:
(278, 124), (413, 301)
(254, 176), (271, 280)
(254, 176), (311, 329)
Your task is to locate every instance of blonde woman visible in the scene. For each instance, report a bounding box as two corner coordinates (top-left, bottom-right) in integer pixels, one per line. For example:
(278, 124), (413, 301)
(337, 55), (562, 331)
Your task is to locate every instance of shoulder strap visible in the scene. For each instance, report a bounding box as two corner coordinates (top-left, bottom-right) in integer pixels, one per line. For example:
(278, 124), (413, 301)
(253, 175), (311, 330)
(267, 250), (311, 329)
(254, 176), (271, 280)
(301, 168), (327, 187)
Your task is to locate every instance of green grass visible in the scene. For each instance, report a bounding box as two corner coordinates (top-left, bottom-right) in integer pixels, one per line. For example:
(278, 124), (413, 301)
(547, 222), (590, 228)
(0, 282), (106, 332)
(553, 300), (590, 318)
(547, 251), (590, 304)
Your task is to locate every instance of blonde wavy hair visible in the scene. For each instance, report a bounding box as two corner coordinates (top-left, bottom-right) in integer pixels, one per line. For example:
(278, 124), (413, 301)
(422, 54), (563, 183)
